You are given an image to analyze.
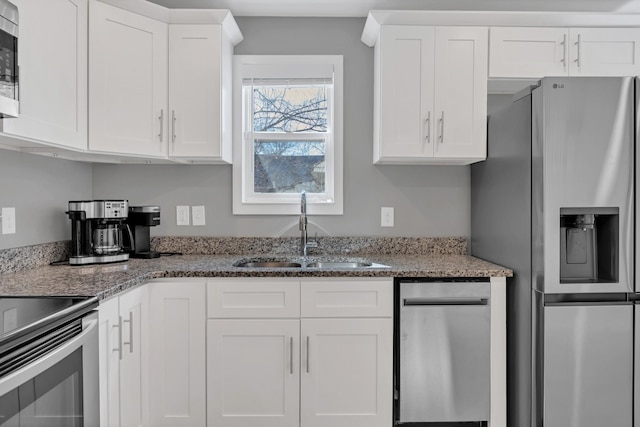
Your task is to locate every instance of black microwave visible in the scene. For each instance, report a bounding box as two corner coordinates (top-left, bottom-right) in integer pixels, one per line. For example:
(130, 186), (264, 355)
(0, 0), (17, 118)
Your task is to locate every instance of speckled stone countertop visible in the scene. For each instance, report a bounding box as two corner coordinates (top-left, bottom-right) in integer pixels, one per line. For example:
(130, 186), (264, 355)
(0, 237), (512, 300)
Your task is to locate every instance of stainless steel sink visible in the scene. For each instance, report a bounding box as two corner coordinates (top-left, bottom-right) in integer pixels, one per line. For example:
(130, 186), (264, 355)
(234, 258), (389, 269)
(235, 261), (302, 268)
(305, 261), (373, 268)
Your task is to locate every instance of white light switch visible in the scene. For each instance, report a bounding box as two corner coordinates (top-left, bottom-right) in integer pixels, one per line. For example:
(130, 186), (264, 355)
(2, 207), (15, 234)
(192, 206), (205, 226)
(176, 206), (190, 226)
(381, 207), (394, 227)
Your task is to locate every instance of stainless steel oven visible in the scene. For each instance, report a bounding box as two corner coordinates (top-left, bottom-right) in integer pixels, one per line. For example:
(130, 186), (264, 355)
(0, 0), (17, 118)
(0, 297), (99, 427)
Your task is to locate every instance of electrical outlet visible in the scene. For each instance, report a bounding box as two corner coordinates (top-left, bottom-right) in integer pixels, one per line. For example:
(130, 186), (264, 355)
(2, 207), (16, 234)
(192, 206), (205, 226)
(176, 206), (190, 226)
(381, 207), (394, 227)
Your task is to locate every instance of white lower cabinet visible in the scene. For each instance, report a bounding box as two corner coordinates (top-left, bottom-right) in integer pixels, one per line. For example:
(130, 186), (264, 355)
(99, 277), (391, 427)
(300, 318), (392, 427)
(98, 285), (148, 427)
(147, 280), (206, 426)
(208, 319), (301, 427)
(207, 277), (393, 427)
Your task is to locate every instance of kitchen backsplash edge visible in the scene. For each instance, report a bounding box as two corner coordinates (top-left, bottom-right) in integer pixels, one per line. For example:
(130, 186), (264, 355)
(0, 236), (468, 274)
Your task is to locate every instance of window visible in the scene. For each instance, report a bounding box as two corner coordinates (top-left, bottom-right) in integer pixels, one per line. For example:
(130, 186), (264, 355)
(233, 55), (343, 215)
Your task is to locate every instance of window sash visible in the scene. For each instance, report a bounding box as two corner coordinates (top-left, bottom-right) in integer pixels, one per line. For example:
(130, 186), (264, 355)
(243, 81), (334, 135)
(242, 75), (335, 204)
(244, 132), (335, 204)
(232, 55), (343, 215)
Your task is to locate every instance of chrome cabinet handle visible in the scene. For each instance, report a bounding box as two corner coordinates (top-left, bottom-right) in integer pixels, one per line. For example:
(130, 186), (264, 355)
(113, 316), (123, 360)
(122, 311), (133, 354)
(439, 111), (445, 144)
(574, 34), (581, 67)
(424, 111), (431, 144)
(561, 34), (567, 68)
(306, 336), (310, 373)
(289, 337), (294, 375)
(172, 110), (177, 145)
(158, 109), (164, 142)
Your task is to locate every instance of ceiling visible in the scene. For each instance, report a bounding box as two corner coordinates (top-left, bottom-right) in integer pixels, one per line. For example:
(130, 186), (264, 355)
(145, 0), (640, 16)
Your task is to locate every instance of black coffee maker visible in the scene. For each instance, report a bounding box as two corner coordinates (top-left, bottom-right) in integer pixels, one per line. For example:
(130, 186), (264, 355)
(127, 206), (161, 259)
(67, 200), (133, 265)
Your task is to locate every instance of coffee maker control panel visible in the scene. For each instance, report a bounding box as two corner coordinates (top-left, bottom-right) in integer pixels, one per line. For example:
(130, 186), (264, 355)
(68, 200), (129, 220)
(103, 201), (128, 219)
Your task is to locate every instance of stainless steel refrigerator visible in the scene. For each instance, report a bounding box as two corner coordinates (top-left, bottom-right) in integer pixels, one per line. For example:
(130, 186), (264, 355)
(471, 77), (635, 427)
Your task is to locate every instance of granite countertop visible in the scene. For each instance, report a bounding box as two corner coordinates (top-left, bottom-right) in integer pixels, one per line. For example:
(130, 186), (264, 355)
(0, 237), (512, 300)
(0, 252), (512, 300)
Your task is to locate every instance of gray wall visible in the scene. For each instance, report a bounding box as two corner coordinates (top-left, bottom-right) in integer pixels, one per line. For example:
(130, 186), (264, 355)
(0, 149), (92, 249)
(93, 17), (471, 238)
(0, 18), (515, 248)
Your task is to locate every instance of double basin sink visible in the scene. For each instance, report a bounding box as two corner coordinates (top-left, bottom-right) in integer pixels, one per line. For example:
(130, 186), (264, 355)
(234, 257), (390, 270)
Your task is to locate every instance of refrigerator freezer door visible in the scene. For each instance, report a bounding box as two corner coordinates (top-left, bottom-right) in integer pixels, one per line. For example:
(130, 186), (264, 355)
(543, 303), (632, 427)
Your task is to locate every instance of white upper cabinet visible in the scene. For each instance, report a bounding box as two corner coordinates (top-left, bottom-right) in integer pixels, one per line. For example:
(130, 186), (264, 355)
(169, 24), (233, 162)
(89, 0), (168, 158)
(375, 25), (487, 164)
(570, 28), (640, 76)
(2, 0), (87, 150)
(88, 0), (241, 161)
(433, 27), (488, 160)
(378, 26), (435, 160)
(490, 27), (640, 78)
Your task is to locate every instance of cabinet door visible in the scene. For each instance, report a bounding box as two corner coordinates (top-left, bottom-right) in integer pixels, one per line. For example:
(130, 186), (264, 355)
(148, 281), (206, 427)
(489, 27), (569, 78)
(300, 318), (392, 427)
(207, 319), (300, 427)
(118, 286), (148, 427)
(98, 296), (120, 427)
(569, 28), (640, 76)
(377, 25), (435, 161)
(169, 25), (225, 160)
(433, 26), (488, 160)
(2, 0), (87, 149)
(89, 0), (168, 157)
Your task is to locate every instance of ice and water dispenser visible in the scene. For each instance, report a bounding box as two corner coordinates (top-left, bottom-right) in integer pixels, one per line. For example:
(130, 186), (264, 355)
(559, 207), (619, 283)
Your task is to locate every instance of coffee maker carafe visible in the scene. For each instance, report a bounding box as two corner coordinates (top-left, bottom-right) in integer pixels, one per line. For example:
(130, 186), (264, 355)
(67, 200), (134, 265)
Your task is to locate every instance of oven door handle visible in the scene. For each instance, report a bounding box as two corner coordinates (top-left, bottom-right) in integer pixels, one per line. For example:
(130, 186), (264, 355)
(0, 314), (98, 396)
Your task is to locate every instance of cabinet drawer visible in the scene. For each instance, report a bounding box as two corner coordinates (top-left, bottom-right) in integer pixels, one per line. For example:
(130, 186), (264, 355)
(207, 278), (300, 318)
(301, 278), (393, 318)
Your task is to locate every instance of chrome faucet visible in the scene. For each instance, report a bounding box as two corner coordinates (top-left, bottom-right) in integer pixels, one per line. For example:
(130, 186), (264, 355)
(299, 191), (317, 256)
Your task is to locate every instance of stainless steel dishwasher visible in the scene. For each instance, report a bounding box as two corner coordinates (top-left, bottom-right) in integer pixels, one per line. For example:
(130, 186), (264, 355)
(396, 279), (491, 424)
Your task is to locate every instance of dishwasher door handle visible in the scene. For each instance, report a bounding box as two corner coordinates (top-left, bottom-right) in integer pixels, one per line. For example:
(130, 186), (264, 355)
(403, 297), (488, 306)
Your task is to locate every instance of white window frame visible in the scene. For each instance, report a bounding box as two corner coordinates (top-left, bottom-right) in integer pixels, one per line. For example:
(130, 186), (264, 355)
(232, 55), (344, 215)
